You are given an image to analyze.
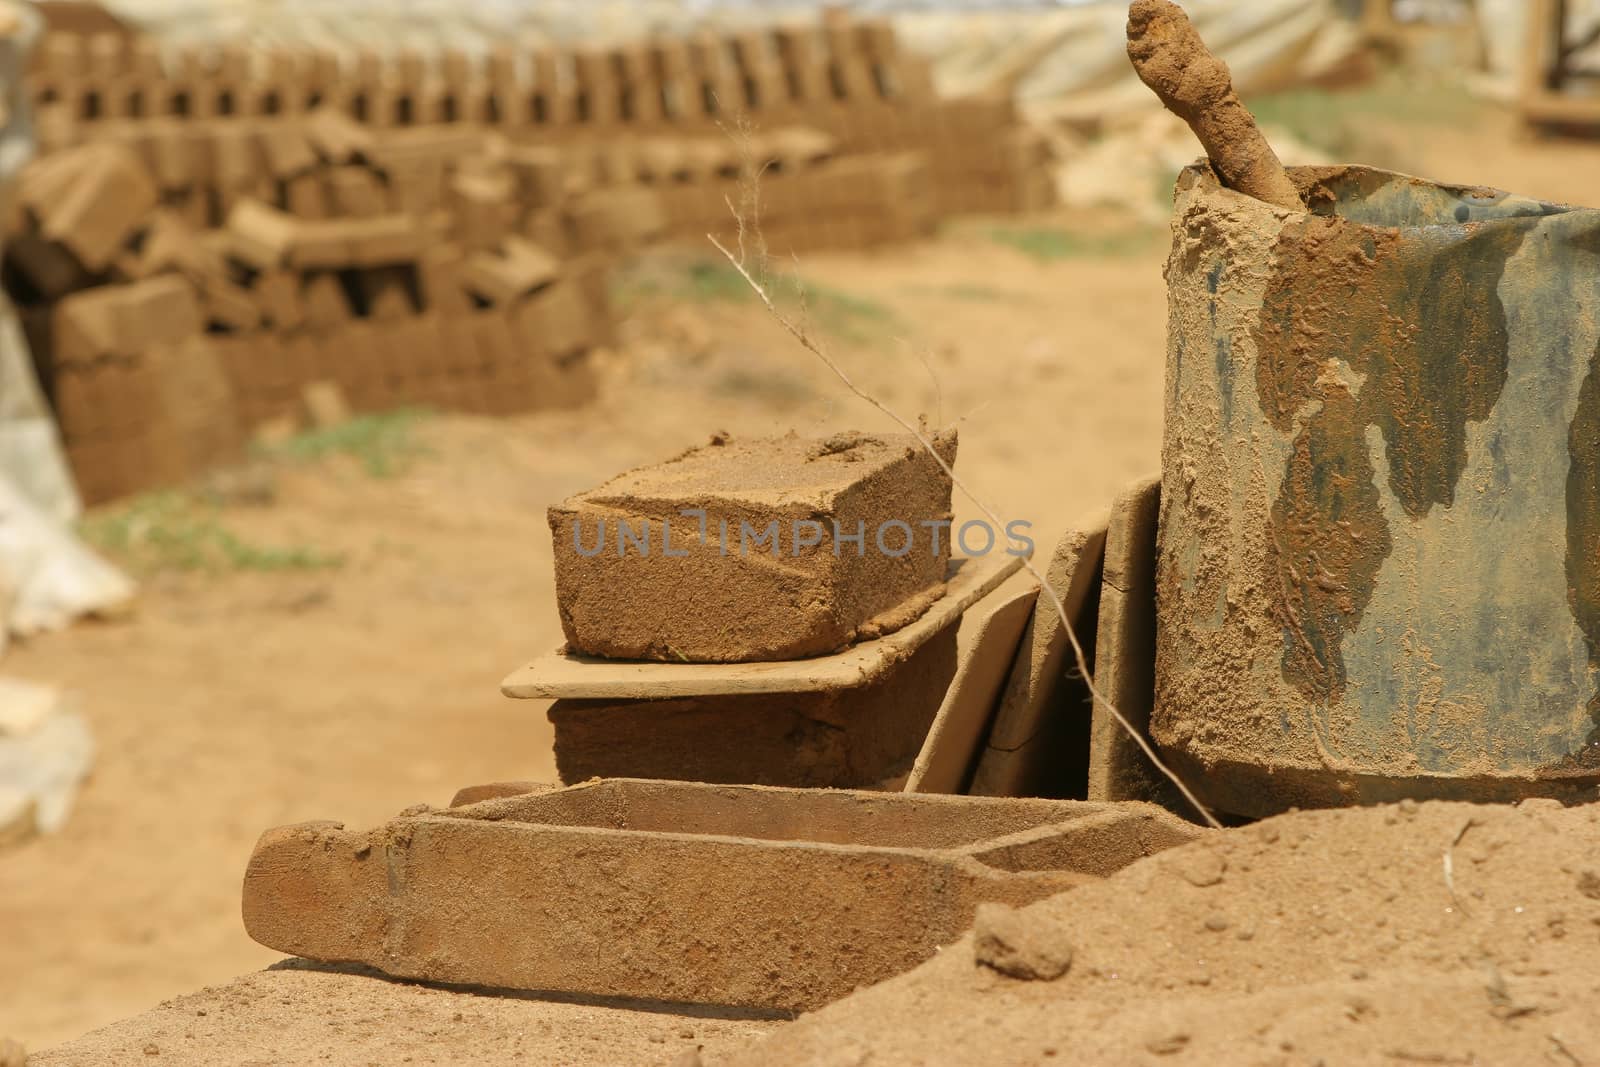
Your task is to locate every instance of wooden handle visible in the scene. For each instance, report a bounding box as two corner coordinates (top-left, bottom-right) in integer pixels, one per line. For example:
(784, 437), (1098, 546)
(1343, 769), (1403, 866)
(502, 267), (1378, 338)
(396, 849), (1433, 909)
(1127, 0), (1305, 211)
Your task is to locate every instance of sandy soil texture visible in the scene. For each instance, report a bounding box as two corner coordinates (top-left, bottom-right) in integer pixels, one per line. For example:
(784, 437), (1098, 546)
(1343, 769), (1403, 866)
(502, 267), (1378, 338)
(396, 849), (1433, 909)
(719, 798), (1600, 1066)
(32, 960), (781, 1067)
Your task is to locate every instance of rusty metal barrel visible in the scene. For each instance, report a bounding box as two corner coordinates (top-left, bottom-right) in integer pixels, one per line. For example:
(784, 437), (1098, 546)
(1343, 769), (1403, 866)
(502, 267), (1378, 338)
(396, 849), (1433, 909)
(1154, 163), (1600, 818)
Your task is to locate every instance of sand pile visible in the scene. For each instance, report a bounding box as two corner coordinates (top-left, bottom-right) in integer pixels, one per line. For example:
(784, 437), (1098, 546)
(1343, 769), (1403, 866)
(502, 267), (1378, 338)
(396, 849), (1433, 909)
(720, 799), (1600, 1065)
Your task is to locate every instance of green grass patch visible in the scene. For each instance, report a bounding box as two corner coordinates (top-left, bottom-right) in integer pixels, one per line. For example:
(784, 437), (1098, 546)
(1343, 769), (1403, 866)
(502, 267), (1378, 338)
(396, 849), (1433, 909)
(80, 492), (343, 576)
(1245, 76), (1482, 159)
(256, 408), (432, 478)
(986, 225), (1162, 262)
(613, 255), (897, 342)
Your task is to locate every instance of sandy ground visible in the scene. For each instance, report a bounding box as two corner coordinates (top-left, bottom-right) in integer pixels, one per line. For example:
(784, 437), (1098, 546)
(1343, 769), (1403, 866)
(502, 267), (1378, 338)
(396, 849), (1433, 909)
(31, 961), (782, 1067)
(4, 96), (1599, 1055)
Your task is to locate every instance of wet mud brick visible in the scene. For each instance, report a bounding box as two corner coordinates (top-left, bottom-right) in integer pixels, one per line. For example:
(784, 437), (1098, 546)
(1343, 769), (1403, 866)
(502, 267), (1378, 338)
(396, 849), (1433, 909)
(242, 780), (1203, 1014)
(550, 431), (959, 663)
(550, 622), (958, 788)
(35, 142), (159, 272)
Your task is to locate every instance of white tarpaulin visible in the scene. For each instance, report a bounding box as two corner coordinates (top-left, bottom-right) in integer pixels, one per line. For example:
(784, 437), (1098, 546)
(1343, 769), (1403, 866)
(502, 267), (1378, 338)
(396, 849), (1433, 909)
(94, 0), (1362, 121)
(0, 1), (80, 526)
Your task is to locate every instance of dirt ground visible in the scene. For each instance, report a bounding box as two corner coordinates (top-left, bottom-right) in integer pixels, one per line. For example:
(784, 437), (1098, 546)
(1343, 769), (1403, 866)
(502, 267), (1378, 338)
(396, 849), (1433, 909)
(4, 98), (1600, 1054)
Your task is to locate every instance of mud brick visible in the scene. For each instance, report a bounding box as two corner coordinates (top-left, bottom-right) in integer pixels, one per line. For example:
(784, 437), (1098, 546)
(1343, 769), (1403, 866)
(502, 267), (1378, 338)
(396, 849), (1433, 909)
(364, 85), (407, 128)
(448, 169), (518, 251)
(642, 40), (692, 123)
(6, 233), (91, 299)
(302, 273), (352, 331)
(438, 49), (474, 88)
(65, 441), (115, 505)
(39, 33), (89, 79)
(771, 27), (823, 104)
(550, 430), (958, 662)
(611, 45), (662, 124)
(326, 166), (388, 218)
(450, 84), (495, 125)
(417, 244), (473, 316)
(256, 122), (317, 179)
(731, 31), (790, 114)
(435, 314), (480, 376)
(207, 123), (264, 191)
(304, 106), (375, 164)
(140, 121), (192, 190)
(357, 267), (416, 320)
(254, 271), (305, 330)
(682, 138), (741, 182)
(341, 215), (423, 267)
(51, 286), (120, 364)
(119, 274), (204, 350)
(198, 272), (263, 333)
(462, 238), (560, 305)
(689, 31), (747, 118)
(280, 219), (354, 270)
(822, 11), (880, 102)
(551, 350), (600, 409)
(469, 309), (521, 373)
(522, 210), (570, 258)
(369, 317), (416, 391)
(37, 144), (159, 272)
(531, 49), (574, 125)
(571, 50), (620, 126)
(285, 173), (331, 219)
(512, 279), (592, 358)
(212, 44), (251, 85)
(51, 367), (99, 441)
(625, 139), (677, 183)
(383, 156), (445, 214)
(489, 76), (535, 129)
(276, 331), (321, 389)
(406, 313), (447, 379)
(406, 80), (451, 125)
(762, 126), (836, 172)
(84, 33), (129, 78)
(226, 199), (302, 270)
(566, 187), (666, 253)
(501, 145), (567, 208)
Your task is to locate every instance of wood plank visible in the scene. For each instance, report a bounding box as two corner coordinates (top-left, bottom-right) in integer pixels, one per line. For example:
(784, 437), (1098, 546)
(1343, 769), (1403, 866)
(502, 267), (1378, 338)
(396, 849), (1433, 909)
(501, 552), (1023, 699)
(1086, 475), (1176, 806)
(968, 511), (1109, 797)
(902, 569), (1038, 795)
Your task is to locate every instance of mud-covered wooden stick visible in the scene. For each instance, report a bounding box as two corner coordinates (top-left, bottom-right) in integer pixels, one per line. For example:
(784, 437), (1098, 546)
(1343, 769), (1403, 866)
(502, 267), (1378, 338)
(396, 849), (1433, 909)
(1126, 0), (1305, 211)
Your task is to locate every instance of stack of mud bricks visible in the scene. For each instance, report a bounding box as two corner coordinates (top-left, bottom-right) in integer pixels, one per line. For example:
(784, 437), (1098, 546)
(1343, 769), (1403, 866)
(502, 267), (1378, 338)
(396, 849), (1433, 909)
(561, 127), (934, 253)
(545, 433), (962, 788)
(26, 12), (1053, 223)
(3, 115), (611, 504)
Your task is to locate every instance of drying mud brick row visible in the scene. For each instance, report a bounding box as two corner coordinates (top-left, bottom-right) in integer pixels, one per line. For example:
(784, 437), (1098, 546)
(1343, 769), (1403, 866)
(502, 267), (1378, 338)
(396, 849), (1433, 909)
(549, 622), (959, 787)
(27, 13), (1055, 222)
(2, 116), (613, 504)
(214, 296), (599, 429)
(42, 276), (242, 503)
(549, 430), (958, 663)
(241, 779), (1204, 1013)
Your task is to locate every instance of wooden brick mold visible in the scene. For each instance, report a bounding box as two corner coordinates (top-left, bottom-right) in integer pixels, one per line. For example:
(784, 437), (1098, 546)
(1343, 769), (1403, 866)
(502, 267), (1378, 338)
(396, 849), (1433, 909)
(242, 779), (1204, 1013)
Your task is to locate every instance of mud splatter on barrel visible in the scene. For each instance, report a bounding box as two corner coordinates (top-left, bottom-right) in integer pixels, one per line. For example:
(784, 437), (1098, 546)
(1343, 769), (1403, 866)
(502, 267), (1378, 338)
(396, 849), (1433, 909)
(1155, 163), (1600, 818)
